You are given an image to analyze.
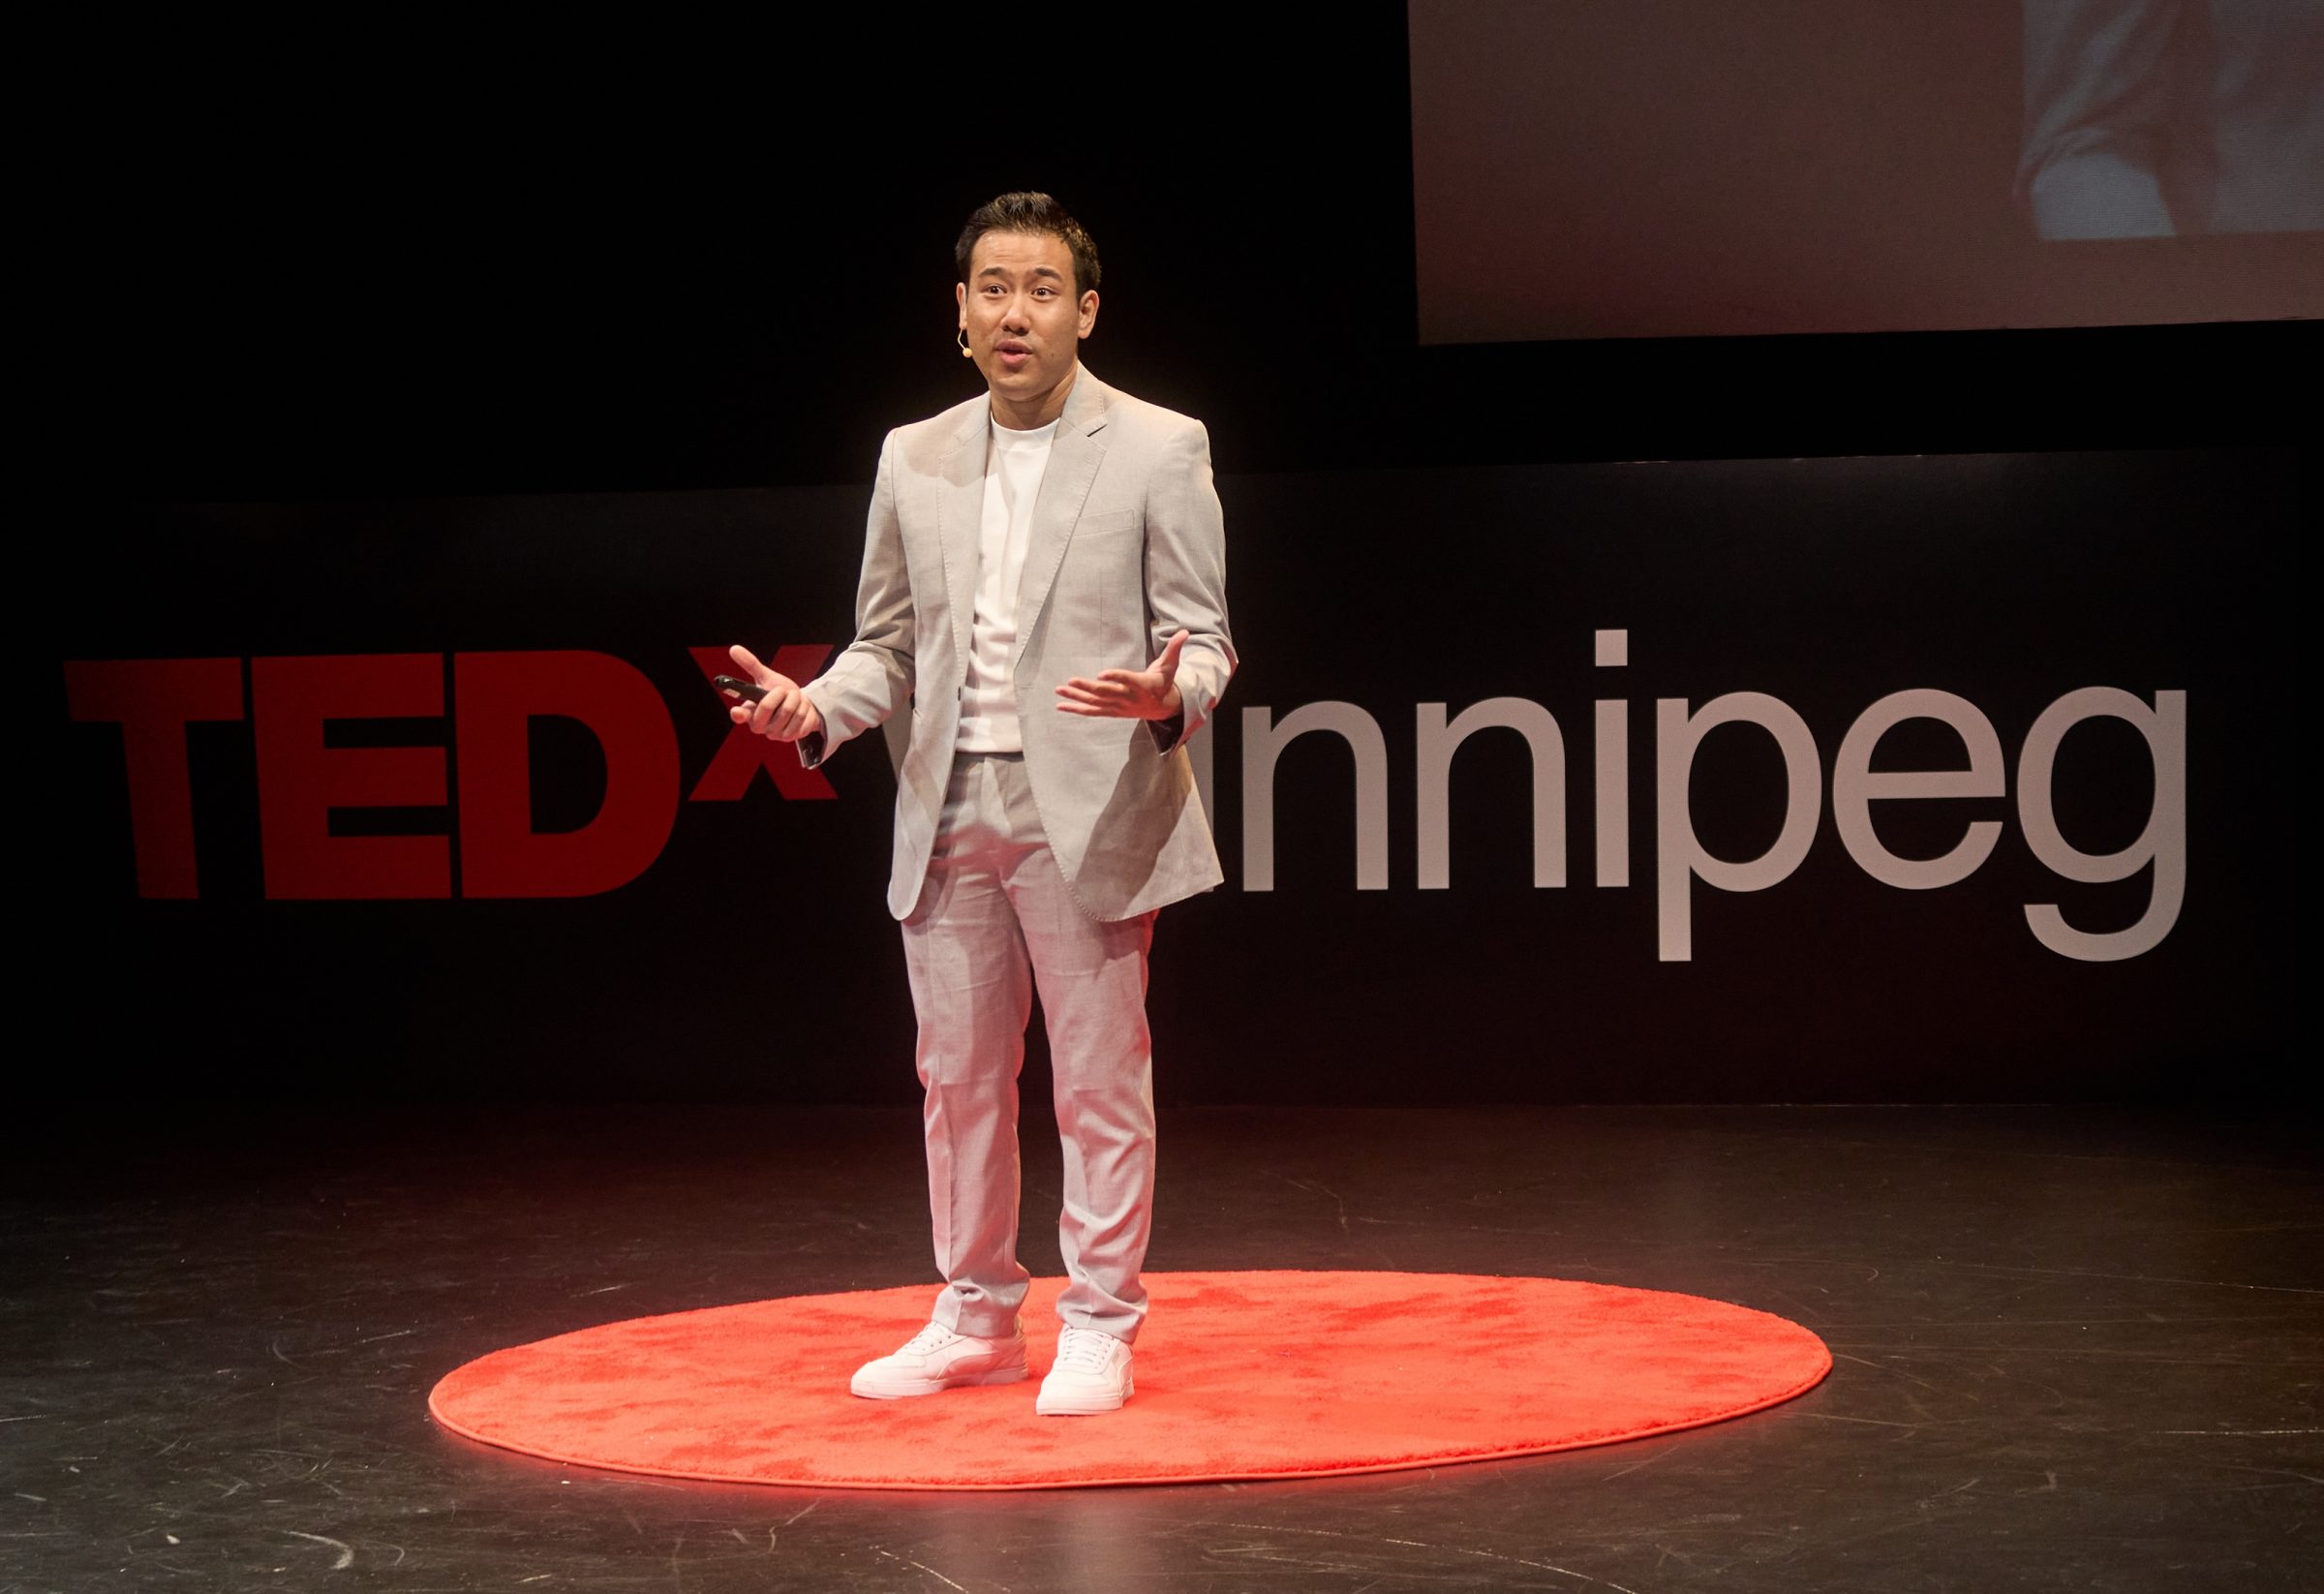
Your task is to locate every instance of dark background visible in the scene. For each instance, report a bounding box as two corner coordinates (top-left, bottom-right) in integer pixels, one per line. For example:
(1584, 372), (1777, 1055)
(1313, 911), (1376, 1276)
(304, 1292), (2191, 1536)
(52, 10), (2313, 1106)
(81, 11), (2314, 497)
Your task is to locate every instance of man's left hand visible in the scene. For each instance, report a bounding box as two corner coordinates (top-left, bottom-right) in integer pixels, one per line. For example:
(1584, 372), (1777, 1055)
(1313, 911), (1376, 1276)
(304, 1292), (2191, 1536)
(1055, 628), (1188, 720)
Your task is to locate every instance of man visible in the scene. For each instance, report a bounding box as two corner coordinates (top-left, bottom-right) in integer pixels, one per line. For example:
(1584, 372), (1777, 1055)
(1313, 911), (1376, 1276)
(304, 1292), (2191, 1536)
(727, 193), (1234, 1416)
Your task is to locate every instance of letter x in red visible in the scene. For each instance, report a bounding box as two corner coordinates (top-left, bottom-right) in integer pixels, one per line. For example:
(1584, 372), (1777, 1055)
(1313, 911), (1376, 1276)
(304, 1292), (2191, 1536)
(686, 646), (838, 801)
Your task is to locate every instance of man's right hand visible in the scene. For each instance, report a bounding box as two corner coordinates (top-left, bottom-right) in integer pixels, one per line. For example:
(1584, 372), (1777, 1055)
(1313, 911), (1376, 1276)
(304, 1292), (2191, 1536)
(727, 643), (824, 742)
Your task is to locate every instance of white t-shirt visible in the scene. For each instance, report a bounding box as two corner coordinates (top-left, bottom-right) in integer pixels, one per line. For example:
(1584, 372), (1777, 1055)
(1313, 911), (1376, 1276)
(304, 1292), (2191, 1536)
(955, 413), (1058, 752)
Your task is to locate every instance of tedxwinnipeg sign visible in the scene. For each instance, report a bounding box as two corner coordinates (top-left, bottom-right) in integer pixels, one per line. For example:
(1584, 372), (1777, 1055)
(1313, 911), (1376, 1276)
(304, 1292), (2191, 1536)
(1223, 632), (2182, 966)
(66, 630), (2182, 966)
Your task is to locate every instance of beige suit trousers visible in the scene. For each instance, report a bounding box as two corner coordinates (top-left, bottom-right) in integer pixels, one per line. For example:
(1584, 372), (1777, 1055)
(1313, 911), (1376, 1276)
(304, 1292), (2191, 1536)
(902, 751), (1158, 1344)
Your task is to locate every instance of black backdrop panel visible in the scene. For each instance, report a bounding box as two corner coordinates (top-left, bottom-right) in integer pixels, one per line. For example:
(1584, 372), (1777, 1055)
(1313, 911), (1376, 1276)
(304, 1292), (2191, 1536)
(51, 447), (2301, 1103)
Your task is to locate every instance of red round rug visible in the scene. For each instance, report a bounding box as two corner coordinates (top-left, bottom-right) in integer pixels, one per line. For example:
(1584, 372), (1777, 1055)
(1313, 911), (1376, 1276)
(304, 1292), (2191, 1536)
(429, 1271), (1829, 1490)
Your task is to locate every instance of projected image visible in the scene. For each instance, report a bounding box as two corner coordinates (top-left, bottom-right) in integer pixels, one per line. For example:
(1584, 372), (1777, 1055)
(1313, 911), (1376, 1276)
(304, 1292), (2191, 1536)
(1410, 0), (2324, 342)
(2021, 0), (2324, 239)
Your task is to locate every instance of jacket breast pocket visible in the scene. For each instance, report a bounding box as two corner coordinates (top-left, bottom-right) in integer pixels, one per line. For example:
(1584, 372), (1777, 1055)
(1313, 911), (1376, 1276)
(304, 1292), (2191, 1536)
(1073, 508), (1140, 544)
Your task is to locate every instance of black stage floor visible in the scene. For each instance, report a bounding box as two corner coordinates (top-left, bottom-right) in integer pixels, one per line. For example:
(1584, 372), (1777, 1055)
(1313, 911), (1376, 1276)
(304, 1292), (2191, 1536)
(4, 1104), (2318, 1592)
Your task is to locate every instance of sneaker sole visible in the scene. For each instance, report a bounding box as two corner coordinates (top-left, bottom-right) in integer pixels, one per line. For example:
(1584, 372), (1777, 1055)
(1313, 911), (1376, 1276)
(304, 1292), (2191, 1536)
(1034, 1375), (1134, 1416)
(850, 1365), (1028, 1400)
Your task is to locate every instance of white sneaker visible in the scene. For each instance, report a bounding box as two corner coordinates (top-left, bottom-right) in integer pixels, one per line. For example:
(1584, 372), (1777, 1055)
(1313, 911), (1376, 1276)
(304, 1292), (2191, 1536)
(1035, 1326), (1134, 1415)
(849, 1322), (1028, 1399)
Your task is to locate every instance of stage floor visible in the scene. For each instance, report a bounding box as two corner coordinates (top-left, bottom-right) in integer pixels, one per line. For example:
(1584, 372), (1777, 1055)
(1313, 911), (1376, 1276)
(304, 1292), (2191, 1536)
(5, 1103), (2317, 1591)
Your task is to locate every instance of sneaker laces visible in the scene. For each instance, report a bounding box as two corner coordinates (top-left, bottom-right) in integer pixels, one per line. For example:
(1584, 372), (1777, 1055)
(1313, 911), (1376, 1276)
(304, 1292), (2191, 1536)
(1054, 1328), (1117, 1372)
(902, 1323), (959, 1354)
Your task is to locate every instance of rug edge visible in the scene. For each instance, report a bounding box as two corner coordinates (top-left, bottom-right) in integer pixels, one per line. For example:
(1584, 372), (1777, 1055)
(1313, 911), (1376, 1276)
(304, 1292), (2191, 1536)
(425, 1333), (1835, 1493)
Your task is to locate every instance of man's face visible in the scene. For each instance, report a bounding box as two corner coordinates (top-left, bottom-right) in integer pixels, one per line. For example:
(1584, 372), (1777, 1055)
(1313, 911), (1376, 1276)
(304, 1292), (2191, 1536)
(956, 230), (1098, 411)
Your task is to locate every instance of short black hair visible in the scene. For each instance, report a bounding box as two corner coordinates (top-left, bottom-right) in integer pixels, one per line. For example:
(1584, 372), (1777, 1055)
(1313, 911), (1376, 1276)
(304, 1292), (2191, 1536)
(954, 192), (1101, 300)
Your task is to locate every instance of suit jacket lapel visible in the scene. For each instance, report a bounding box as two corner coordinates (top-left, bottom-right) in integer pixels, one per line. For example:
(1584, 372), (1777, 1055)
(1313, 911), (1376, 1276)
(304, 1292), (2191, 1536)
(1012, 368), (1111, 668)
(934, 404), (987, 668)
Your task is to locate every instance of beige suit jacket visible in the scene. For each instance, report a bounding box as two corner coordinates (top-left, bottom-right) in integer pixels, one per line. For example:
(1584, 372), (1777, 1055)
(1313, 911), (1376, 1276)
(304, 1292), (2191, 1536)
(798, 367), (1236, 921)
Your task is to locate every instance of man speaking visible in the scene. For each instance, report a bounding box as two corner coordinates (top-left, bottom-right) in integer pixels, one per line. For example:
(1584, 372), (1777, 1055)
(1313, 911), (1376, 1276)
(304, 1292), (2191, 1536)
(727, 193), (1235, 1415)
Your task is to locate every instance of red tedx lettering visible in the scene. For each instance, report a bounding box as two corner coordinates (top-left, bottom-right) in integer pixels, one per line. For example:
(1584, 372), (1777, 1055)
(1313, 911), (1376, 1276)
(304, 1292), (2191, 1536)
(75, 647), (833, 901)
(686, 646), (837, 802)
(64, 658), (245, 899)
(456, 651), (681, 898)
(252, 655), (452, 900)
